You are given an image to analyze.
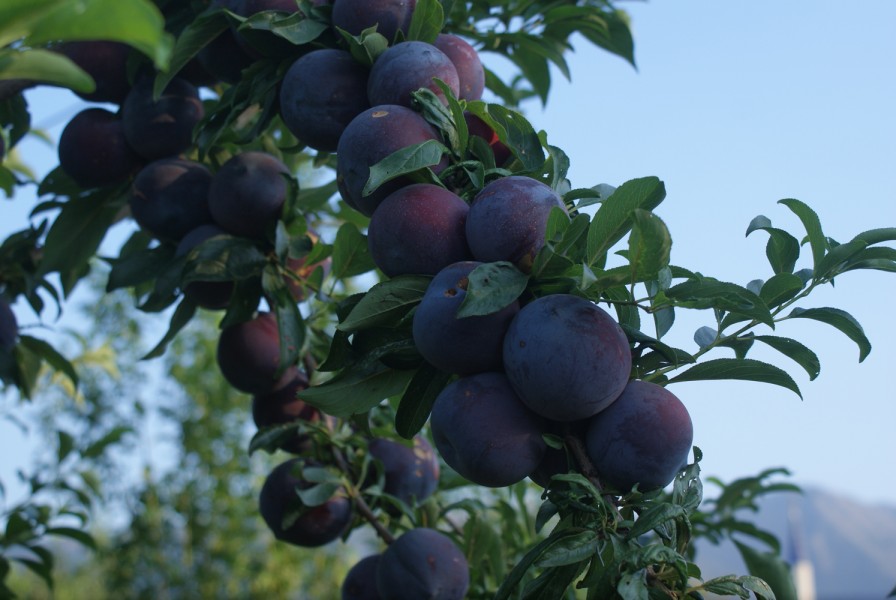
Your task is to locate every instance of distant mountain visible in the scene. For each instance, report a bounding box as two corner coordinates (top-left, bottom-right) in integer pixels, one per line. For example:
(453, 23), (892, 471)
(693, 486), (896, 599)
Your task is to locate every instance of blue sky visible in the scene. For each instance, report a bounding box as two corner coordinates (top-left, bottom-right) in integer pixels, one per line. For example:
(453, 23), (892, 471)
(2, 1), (895, 508)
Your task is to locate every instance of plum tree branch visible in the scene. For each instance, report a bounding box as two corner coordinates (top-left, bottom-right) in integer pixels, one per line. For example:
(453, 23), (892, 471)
(329, 443), (395, 545)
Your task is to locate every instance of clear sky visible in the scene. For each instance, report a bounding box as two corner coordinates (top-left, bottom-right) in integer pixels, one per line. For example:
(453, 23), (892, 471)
(2, 1), (895, 508)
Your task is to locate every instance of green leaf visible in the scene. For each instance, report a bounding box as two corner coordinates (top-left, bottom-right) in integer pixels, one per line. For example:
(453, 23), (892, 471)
(665, 277), (774, 327)
(105, 244), (177, 292)
(534, 530), (600, 568)
(784, 307), (871, 362)
(456, 261), (528, 318)
(616, 569), (648, 600)
(337, 275), (430, 332)
(395, 365), (452, 439)
(853, 227), (896, 245)
(45, 527), (96, 550)
(494, 528), (590, 600)
(296, 482), (341, 508)
(241, 10), (328, 45)
(753, 335), (820, 380)
(57, 431), (74, 463)
(406, 0), (443, 43)
(18, 335), (78, 390)
(153, 8), (229, 96)
(814, 238), (868, 279)
(746, 218), (801, 275)
(627, 209), (672, 281)
(778, 199), (827, 268)
(18, 0), (173, 69)
(262, 264), (304, 379)
(626, 503), (687, 540)
(586, 177), (666, 267)
(298, 362), (415, 418)
(83, 425), (131, 459)
(362, 139), (448, 197)
(667, 358), (802, 398)
(758, 273), (804, 308)
(733, 542), (792, 599)
(0, 48), (94, 93)
(466, 102), (545, 172)
(330, 223), (376, 280)
(142, 296), (198, 359)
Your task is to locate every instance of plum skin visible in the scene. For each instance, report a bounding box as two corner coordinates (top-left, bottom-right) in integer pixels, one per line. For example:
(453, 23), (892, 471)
(0, 299), (17, 352)
(584, 380), (694, 493)
(58, 108), (142, 188)
(502, 294), (632, 422)
(279, 49), (370, 152)
(259, 458), (352, 547)
(465, 175), (568, 271)
(208, 151), (290, 240)
(336, 105), (447, 216)
(57, 41), (131, 104)
(368, 435), (439, 506)
(411, 261), (519, 375)
(252, 369), (326, 454)
(430, 372), (547, 488)
(376, 528), (469, 600)
(434, 34), (484, 101)
(121, 76), (204, 161)
(216, 312), (292, 394)
(331, 0), (417, 42)
(367, 41), (460, 107)
(342, 555), (382, 600)
(367, 183), (472, 277)
(130, 158), (214, 242)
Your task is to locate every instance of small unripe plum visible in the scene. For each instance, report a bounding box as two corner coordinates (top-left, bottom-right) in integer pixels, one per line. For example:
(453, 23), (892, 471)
(367, 41), (460, 107)
(217, 311), (292, 394)
(331, 0), (416, 41)
(411, 261), (519, 375)
(433, 34), (484, 101)
(121, 76), (204, 160)
(259, 458), (352, 547)
(465, 175), (568, 272)
(463, 112), (512, 166)
(57, 41), (131, 104)
(280, 49), (370, 152)
(0, 299), (18, 353)
(130, 158), (213, 242)
(253, 369), (326, 454)
(584, 380), (694, 493)
(208, 151), (290, 240)
(176, 224), (234, 310)
(503, 294), (632, 422)
(336, 105), (447, 216)
(376, 528), (469, 600)
(367, 184), (471, 277)
(58, 108), (142, 188)
(368, 435), (439, 506)
(342, 555), (382, 600)
(430, 372), (546, 487)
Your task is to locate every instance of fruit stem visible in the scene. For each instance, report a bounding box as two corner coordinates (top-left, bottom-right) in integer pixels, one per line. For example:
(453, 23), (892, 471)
(329, 443), (396, 545)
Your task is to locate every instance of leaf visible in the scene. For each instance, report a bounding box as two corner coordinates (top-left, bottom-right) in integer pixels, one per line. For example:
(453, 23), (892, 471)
(586, 177), (666, 267)
(395, 365), (452, 439)
(758, 273), (804, 308)
(746, 219), (801, 275)
(330, 223), (376, 280)
(57, 431), (74, 463)
(0, 48), (94, 93)
(105, 244), (177, 292)
(362, 139), (448, 197)
(83, 425), (131, 459)
(784, 307), (871, 362)
(466, 102), (545, 172)
(753, 335), (820, 380)
(18, 335), (78, 390)
(298, 363), (415, 418)
(665, 277), (773, 327)
(494, 528), (590, 600)
(616, 569), (648, 600)
(337, 275), (430, 332)
(142, 296), (198, 360)
(733, 541), (793, 599)
(627, 503), (687, 540)
(45, 527), (96, 550)
(295, 482), (341, 508)
(667, 358), (802, 398)
(778, 199), (827, 268)
(456, 262), (528, 318)
(534, 530), (600, 568)
(627, 209), (672, 281)
(153, 7), (229, 95)
(406, 0), (443, 43)
(814, 238), (868, 279)
(262, 264), (304, 379)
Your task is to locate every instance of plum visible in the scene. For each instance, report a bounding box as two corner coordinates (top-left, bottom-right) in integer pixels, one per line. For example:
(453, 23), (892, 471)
(0, 299), (17, 353)
(217, 311), (292, 394)
(367, 183), (471, 277)
(336, 105), (446, 216)
(176, 224), (234, 310)
(130, 158), (214, 242)
(121, 76), (204, 161)
(56, 41), (131, 104)
(376, 528), (469, 600)
(368, 435), (439, 506)
(58, 108), (142, 188)
(280, 49), (370, 152)
(259, 458), (352, 547)
(331, 0), (416, 41)
(502, 294), (632, 422)
(197, 27), (255, 85)
(367, 41), (460, 107)
(208, 151), (290, 240)
(411, 261), (519, 375)
(430, 372), (546, 487)
(465, 175), (568, 271)
(584, 380), (693, 493)
(252, 369), (329, 454)
(342, 555), (382, 600)
(463, 112), (512, 166)
(433, 34), (484, 101)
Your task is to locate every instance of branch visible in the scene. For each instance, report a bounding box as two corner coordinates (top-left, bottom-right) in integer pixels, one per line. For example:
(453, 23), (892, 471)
(329, 443), (395, 545)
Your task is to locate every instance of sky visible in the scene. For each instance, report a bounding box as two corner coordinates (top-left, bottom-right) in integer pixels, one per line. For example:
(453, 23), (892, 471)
(1, 1), (895, 509)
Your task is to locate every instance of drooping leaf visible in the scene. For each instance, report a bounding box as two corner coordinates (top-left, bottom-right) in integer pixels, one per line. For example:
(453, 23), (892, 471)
(734, 541), (794, 600)
(330, 223), (376, 279)
(0, 49), (94, 93)
(153, 7), (229, 95)
(142, 296), (198, 359)
(395, 365), (452, 439)
(665, 277), (773, 327)
(627, 208), (672, 281)
(298, 362), (415, 418)
(752, 335), (820, 380)
(406, 0), (444, 43)
(586, 177), (666, 267)
(456, 261), (528, 318)
(362, 139), (448, 197)
(18, 335), (78, 390)
(784, 307), (871, 362)
(666, 358), (802, 398)
(337, 275), (430, 332)
(778, 199), (827, 268)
